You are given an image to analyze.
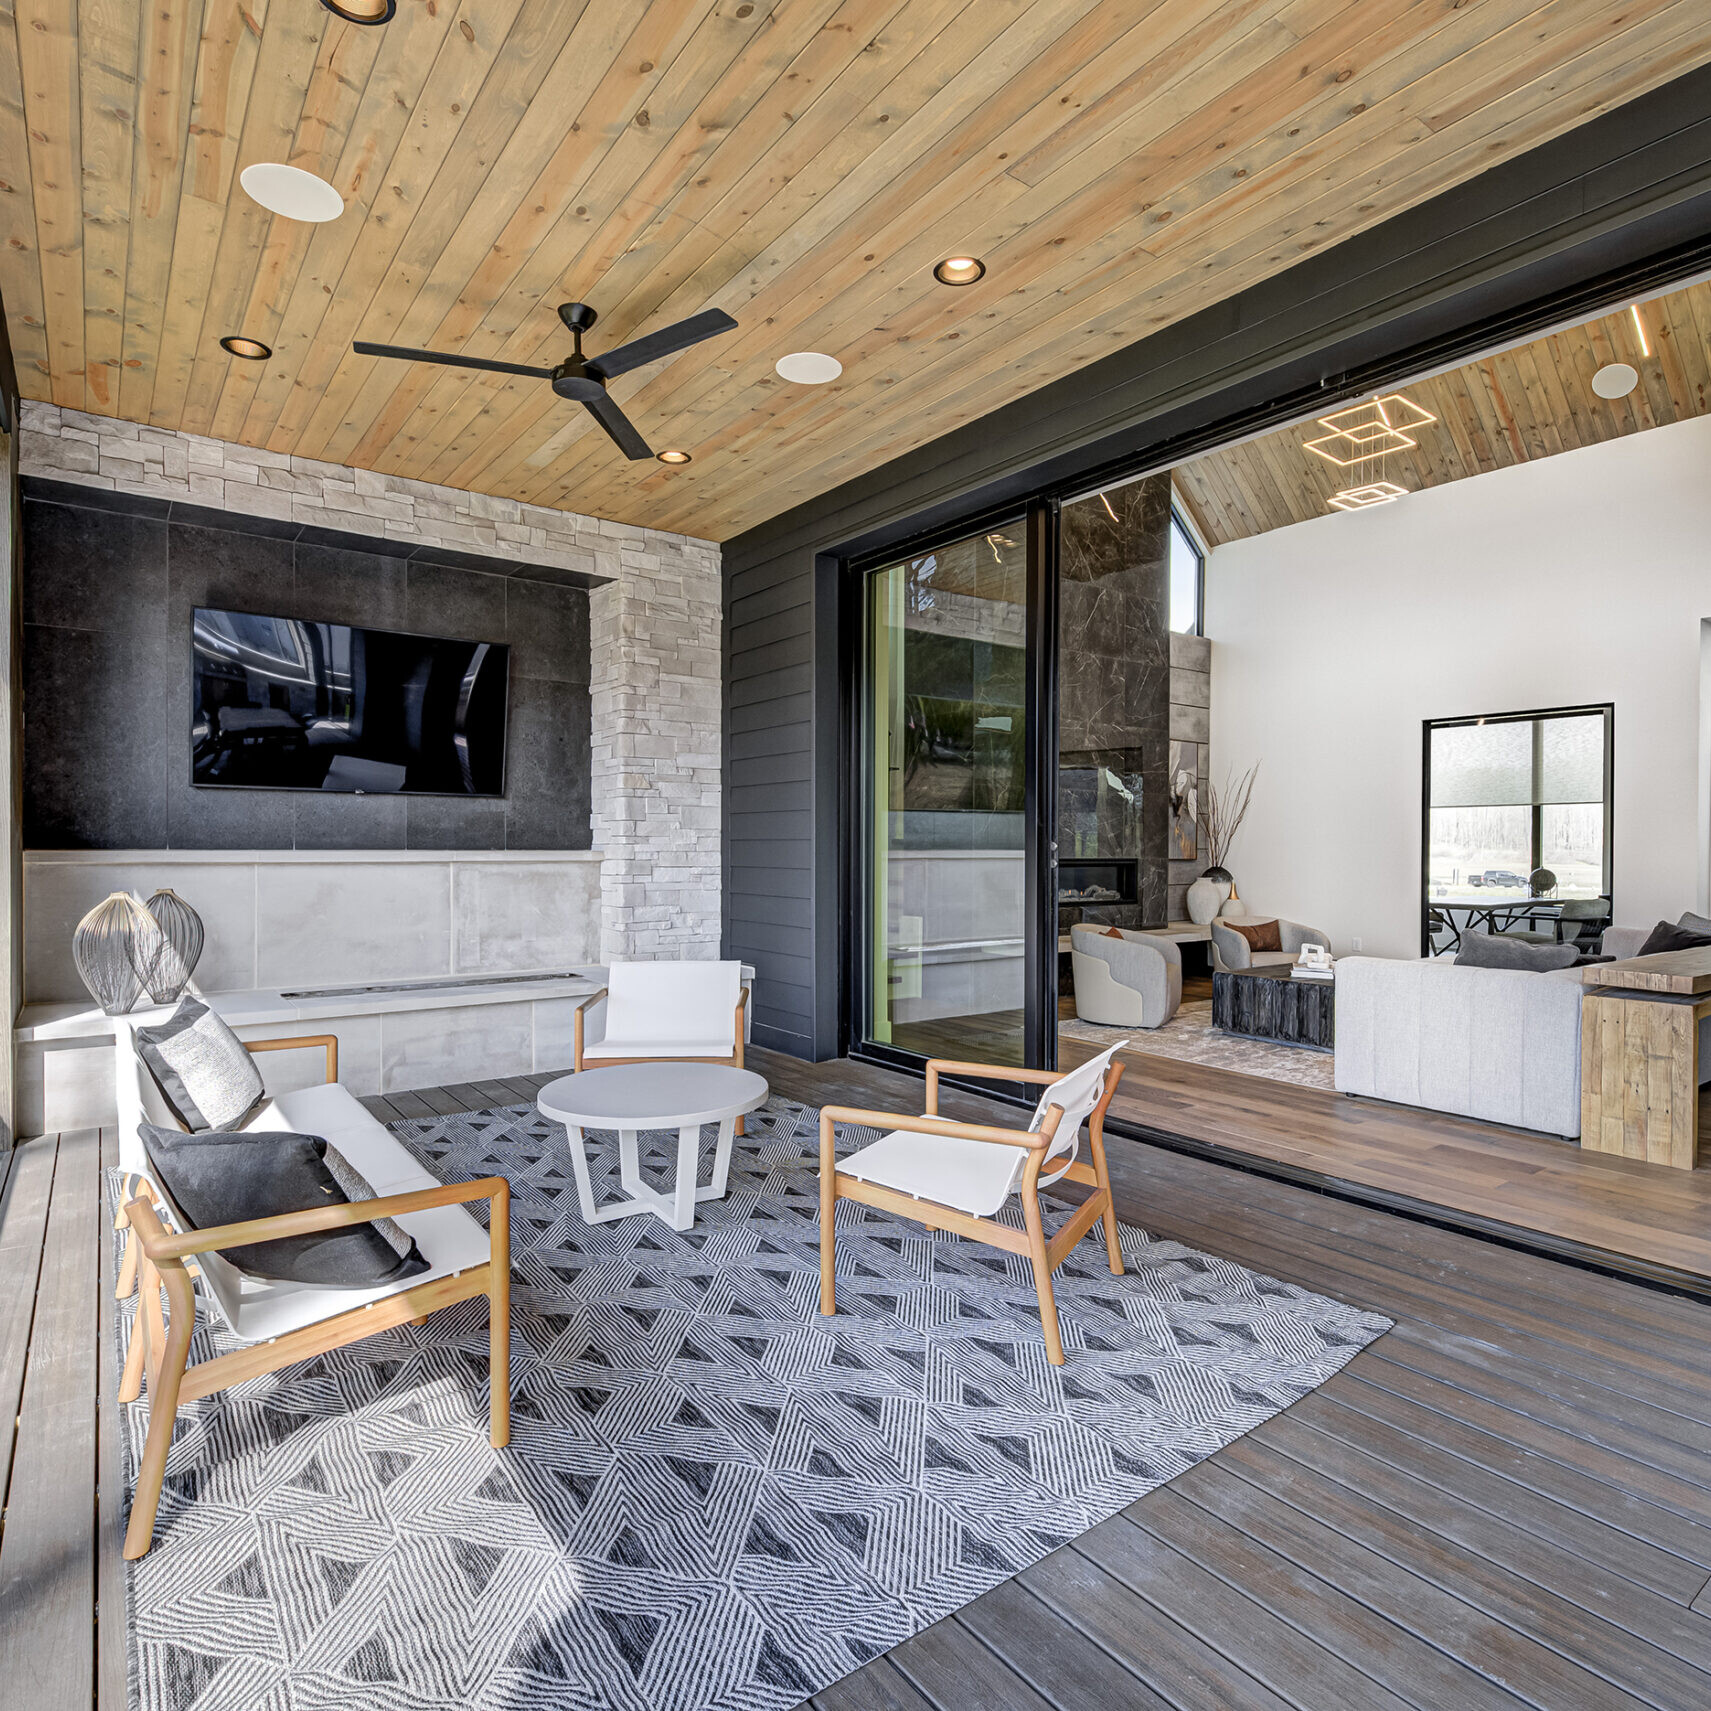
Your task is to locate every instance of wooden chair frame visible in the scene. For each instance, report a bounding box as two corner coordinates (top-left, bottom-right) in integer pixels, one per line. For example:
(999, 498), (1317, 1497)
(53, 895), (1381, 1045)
(818, 1056), (1126, 1365)
(572, 984), (751, 1134)
(119, 1176), (510, 1559)
(115, 1034), (341, 1303)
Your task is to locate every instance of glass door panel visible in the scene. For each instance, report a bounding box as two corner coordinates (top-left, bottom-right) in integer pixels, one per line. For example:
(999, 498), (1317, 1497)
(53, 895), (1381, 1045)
(863, 523), (1029, 1064)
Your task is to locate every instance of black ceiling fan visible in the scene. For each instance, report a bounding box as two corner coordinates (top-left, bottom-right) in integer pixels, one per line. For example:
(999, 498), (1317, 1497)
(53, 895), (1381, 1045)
(353, 301), (737, 460)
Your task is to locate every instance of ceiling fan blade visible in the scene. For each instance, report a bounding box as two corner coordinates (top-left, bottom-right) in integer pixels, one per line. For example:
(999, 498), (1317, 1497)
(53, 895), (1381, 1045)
(584, 308), (738, 379)
(581, 391), (654, 461)
(353, 341), (556, 380)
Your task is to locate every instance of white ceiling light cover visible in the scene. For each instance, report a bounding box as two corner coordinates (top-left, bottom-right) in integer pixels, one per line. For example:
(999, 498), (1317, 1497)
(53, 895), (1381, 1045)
(1591, 361), (1639, 399)
(239, 162), (345, 222)
(775, 351), (842, 384)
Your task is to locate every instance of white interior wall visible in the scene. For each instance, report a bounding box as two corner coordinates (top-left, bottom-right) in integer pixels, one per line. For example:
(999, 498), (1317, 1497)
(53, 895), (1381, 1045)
(1204, 410), (1711, 960)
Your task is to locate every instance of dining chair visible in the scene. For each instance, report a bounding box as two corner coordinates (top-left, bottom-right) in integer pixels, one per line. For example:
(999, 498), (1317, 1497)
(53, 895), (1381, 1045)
(817, 1043), (1128, 1365)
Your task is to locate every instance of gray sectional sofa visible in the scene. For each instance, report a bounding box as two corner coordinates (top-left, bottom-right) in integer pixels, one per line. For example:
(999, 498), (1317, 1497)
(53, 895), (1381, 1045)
(1332, 955), (1585, 1138)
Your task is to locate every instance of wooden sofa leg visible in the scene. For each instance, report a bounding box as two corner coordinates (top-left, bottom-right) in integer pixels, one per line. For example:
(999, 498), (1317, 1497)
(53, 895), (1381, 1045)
(489, 1185), (511, 1449)
(116, 1226), (139, 1302)
(818, 1116), (838, 1317)
(1022, 1188), (1066, 1366)
(124, 1260), (197, 1559)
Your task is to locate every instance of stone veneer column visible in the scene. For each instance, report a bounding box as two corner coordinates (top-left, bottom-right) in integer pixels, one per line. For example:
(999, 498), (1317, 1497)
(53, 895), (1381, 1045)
(588, 535), (723, 962)
(17, 401), (723, 963)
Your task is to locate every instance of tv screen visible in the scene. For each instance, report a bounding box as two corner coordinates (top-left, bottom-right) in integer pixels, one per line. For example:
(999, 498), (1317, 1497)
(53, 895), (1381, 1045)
(192, 607), (509, 796)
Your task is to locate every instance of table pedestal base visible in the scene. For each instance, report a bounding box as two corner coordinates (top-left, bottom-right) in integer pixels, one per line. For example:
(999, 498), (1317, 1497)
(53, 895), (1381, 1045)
(562, 1117), (739, 1231)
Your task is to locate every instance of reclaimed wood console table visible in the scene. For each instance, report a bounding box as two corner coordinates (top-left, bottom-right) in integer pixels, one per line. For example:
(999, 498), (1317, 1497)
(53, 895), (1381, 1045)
(1581, 949), (1711, 1169)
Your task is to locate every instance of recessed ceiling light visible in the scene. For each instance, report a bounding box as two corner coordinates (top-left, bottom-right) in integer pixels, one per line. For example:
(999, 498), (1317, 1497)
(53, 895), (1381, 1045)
(933, 255), (986, 286)
(775, 352), (842, 384)
(656, 449), (692, 464)
(220, 335), (271, 360)
(1592, 362), (1638, 399)
(239, 162), (344, 223)
(319, 0), (395, 20)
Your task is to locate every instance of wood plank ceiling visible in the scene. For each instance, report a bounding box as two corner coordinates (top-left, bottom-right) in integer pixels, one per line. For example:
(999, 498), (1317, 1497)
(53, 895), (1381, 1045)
(1173, 278), (1711, 545)
(3, 2), (1710, 543)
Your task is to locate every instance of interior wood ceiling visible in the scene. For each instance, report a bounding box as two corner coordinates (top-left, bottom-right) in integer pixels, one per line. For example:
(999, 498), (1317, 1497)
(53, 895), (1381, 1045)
(1174, 278), (1711, 545)
(3, 2), (1711, 543)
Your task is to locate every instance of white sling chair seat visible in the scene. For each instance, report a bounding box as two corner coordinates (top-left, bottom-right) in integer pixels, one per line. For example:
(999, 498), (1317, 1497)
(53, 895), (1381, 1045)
(590, 960), (743, 1057)
(840, 1042), (1128, 1219)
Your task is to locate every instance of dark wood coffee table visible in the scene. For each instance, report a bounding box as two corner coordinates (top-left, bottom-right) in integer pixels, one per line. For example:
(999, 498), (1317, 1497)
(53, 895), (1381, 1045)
(1212, 965), (1334, 1052)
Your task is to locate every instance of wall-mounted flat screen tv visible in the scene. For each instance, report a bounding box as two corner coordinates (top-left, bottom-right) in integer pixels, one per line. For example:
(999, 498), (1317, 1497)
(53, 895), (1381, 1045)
(192, 607), (509, 796)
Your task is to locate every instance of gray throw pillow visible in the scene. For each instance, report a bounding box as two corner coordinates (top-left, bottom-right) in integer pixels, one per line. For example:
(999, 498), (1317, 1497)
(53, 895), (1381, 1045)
(138, 1123), (429, 1287)
(1679, 911), (1711, 938)
(134, 996), (265, 1133)
(1455, 931), (1580, 972)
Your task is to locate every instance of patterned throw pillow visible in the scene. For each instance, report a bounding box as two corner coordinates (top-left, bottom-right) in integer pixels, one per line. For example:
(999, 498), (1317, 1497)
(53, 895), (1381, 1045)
(134, 996), (266, 1133)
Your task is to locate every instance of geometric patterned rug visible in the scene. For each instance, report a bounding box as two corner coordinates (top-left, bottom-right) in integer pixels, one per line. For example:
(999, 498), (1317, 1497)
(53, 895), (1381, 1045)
(116, 1097), (1389, 1711)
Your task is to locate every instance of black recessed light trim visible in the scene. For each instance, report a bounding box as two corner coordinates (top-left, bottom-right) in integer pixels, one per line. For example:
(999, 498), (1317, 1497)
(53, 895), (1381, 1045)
(220, 335), (272, 360)
(933, 255), (987, 286)
(319, 0), (397, 23)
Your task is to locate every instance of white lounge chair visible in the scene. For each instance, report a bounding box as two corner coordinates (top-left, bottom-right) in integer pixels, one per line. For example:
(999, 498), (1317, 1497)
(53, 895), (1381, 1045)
(817, 1043), (1128, 1365)
(573, 959), (751, 1129)
(112, 1026), (509, 1558)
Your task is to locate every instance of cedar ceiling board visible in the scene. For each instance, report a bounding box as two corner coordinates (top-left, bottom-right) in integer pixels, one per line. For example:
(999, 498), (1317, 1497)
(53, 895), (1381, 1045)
(5, 4), (1711, 540)
(1174, 277), (1711, 543)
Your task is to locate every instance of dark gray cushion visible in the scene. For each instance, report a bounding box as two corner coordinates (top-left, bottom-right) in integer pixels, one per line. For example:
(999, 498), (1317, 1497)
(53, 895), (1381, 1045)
(1455, 931), (1580, 972)
(1640, 921), (1711, 957)
(138, 1123), (429, 1287)
(1678, 911), (1711, 938)
(134, 997), (265, 1133)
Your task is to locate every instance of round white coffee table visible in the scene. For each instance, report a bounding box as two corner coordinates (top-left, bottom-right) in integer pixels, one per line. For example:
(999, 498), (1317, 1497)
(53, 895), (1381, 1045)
(537, 1063), (770, 1232)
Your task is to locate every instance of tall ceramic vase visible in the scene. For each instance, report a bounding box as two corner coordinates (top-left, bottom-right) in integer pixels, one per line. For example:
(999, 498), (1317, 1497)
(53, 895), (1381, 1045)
(71, 892), (163, 1016)
(139, 888), (205, 1004)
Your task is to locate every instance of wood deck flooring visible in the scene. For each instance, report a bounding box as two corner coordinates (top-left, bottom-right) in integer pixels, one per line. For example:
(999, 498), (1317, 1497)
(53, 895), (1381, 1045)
(7, 1048), (1711, 1710)
(1052, 1029), (1711, 1296)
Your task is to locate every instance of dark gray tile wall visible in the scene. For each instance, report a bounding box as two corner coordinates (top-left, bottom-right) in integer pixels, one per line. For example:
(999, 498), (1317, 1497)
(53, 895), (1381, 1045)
(22, 498), (592, 851)
(1057, 473), (1172, 930)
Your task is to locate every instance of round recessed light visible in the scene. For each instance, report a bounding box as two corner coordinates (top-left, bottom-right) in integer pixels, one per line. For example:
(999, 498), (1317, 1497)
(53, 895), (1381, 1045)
(239, 162), (344, 223)
(319, 0), (396, 20)
(220, 335), (272, 360)
(933, 255), (986, 286)
(775, 351), (842, 384)
(1592, 361), (1639, 399)
(656, 449), (692, 465)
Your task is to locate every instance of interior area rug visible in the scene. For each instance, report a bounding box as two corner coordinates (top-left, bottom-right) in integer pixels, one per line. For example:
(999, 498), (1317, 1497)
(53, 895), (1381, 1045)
(1061, 998), (1337, 1091)
(116, 1097), (1389, 1711)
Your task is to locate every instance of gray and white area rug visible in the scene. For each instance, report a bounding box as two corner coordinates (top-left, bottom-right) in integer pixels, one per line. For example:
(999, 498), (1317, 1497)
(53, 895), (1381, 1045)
(117, 1097), (1390, 1711)
(1062, 999), (1338, 1091)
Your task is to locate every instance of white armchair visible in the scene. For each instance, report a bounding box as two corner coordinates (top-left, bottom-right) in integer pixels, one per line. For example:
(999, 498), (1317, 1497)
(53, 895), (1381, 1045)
(1210, 916), (1329, 973)
(573, 960), (751, 1128)
(1069, 924), (1181, 1027)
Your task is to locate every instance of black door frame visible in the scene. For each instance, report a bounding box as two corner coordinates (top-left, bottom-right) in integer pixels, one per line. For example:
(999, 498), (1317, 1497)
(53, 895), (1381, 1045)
(840, 497), (1062, 1084)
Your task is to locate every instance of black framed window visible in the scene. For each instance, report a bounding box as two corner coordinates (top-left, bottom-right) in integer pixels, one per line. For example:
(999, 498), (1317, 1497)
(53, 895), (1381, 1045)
(1168, 508), (1204, 636)
(1422, 704), (1613, 951)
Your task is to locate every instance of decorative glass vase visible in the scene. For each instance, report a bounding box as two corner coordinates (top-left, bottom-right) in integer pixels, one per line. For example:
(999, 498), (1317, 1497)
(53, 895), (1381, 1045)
(71, 892), (162, 1016)
(139, 888), (205, 1004)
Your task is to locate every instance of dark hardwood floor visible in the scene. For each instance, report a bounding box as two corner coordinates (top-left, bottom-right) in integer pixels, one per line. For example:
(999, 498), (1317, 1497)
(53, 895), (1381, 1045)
(7, 1046), (1711, 1710)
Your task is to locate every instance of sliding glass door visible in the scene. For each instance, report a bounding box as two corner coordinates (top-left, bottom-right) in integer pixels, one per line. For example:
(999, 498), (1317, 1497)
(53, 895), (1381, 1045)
(858, 518), (1047, 1067)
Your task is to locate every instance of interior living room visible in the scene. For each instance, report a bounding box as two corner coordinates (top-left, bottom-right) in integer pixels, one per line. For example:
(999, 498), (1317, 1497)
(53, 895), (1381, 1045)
(8, 9), (1711, 1711)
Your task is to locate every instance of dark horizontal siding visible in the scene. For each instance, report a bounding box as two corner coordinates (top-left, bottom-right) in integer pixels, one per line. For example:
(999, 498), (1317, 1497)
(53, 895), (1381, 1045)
(722, 65), (1711, 1061)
